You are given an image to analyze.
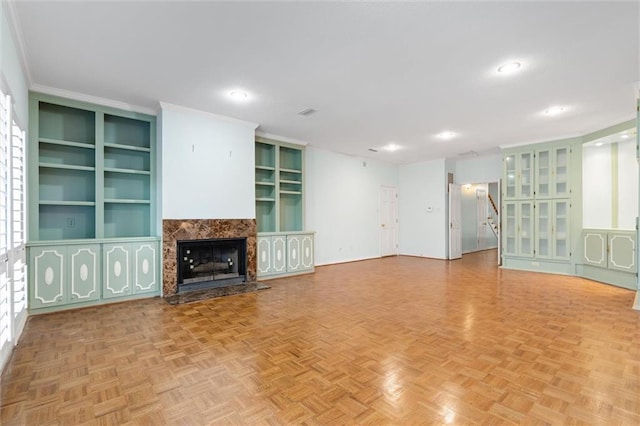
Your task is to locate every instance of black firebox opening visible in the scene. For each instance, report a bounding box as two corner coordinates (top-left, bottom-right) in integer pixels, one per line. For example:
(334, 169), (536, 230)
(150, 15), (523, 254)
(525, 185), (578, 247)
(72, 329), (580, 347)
(177, 237), (247, 292)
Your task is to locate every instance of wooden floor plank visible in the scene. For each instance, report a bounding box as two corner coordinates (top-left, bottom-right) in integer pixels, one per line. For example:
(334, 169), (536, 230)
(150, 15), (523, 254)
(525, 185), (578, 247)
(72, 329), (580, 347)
(2, 250), (639, 424)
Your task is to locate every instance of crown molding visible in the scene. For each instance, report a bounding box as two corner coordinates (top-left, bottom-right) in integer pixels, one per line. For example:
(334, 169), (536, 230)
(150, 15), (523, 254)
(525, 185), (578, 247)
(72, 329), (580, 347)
(159, 101), (259, 129)
(255, 131), (308, 146)
(31, 84), (157, 115)
(3, 0), (33, 87)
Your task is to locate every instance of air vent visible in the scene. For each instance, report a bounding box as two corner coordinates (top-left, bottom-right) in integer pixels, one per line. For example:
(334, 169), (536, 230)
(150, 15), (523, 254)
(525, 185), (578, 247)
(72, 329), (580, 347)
(297, 107), (316, 116)
(368, 148), (378, 153)
(457, 150), (478, 157)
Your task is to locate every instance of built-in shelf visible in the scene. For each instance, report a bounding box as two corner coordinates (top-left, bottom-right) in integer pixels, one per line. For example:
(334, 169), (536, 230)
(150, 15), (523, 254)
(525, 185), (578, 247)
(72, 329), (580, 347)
(103, 142), (151, 152)
(39, 163), (95, 172)
(104, 167), (151, 175)
(39, 138), (96, 149)
(280, 168), (302, 174)
(31, 93), (155, 241)
(255, 138), (304, 233)
(39, 200), (96, 206)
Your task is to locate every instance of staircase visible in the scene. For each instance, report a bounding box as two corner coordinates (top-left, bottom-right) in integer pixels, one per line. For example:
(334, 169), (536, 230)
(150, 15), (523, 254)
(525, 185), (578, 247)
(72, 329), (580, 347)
(488, 193), (499, 240)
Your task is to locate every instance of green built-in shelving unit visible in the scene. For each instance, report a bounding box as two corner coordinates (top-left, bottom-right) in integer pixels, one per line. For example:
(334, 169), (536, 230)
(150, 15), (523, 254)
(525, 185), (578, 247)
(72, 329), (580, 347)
(27, 93), (160, 313)
(255, 138), (304, 233)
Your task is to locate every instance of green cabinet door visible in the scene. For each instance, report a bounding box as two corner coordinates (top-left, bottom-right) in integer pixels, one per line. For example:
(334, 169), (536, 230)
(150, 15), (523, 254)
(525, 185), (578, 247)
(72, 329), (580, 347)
(287, 235), (302, 272)
(103, 243), (131, 298)
(68, 245), (100, 304)
(257, 236), (273, 276)
(609, 232), (636, 273)
(132, 242), (158, 294)
(272, 236), (287, 274)
(583, 231), (607, 268)
(29, 246), (65, 308)
(301, 234), (314, 271)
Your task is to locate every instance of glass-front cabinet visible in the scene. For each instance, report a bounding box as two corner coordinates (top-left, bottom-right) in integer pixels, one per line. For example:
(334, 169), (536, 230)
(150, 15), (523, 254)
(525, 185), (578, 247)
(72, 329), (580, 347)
(503, 201), (533, 257)
(504, 151), (533, 200)
(502, 142), (574, 274)
(536, 200), (570, 260)
(535, 146), (570, 198)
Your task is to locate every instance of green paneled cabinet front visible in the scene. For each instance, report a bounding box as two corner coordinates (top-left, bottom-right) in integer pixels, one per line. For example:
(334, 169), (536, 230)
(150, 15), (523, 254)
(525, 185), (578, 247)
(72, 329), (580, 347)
(29, 244), (100, 309)
(103, 241), (159, 299)
(286, 234), (314, 273)
(256, 235), (287, 277)
(257, 233), (314, 278)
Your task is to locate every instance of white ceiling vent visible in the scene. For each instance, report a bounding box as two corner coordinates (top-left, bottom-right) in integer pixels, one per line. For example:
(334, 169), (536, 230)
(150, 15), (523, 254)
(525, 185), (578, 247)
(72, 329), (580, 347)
(297, 107), (316, 116)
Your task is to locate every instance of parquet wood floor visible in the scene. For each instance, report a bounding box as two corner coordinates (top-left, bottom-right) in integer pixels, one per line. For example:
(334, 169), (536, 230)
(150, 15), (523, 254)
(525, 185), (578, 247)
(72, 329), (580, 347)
(2, 250), (639, 425)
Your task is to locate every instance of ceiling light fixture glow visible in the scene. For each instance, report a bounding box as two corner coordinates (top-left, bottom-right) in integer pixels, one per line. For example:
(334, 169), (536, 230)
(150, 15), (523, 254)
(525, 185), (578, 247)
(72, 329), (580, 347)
(544, 106), (566, 116)
(384, 143), (400, 152)
(438, 131), (456, 140)
(621, 134), (630, 139)
(229, 90), (249, 101)
(595, 142), (604, 147)
(497, 62), (522, 74)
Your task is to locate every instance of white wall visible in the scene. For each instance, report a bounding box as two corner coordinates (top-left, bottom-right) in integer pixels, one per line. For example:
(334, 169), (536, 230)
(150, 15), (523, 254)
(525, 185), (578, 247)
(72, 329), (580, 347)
(583, 144), (614, 228)
(454, 154), (502, 186)
(1, 5), (28, 127)
(160, 103), (258, 219)
(398, 159), (447, 259)
(617, 140), (638, 230)
(305, 147), (398, 265)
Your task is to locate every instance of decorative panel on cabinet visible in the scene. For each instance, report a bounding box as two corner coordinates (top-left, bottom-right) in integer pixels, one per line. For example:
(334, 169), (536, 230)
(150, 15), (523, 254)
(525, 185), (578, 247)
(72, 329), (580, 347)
(580, 230), (636, 289)
(29, 244), (101, 309)
(257, 232), (314, 278)
(103, 241), (159, 299)
(257, 235), (287, 277)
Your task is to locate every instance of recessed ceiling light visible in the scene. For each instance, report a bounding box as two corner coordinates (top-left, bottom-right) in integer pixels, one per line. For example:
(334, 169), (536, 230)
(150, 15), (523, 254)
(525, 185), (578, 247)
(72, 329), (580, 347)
(621, 134), (630, 139)
(229, 90), (249, 101)
(382, 143), (401, 152)
(497, 62), (522, 74)
(437, 131), (456, 140)
(595, 142), (604, 147)
(544, 106), (566, 116)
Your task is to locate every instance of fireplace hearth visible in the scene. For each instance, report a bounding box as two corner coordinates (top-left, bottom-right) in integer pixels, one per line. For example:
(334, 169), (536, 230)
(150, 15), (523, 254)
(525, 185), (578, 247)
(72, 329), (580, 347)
(177, 238), (247, 292)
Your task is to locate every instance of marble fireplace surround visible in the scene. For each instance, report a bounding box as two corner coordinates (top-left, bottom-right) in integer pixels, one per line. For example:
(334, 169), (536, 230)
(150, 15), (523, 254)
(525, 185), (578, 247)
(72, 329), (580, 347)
(162, 219), (257, 300)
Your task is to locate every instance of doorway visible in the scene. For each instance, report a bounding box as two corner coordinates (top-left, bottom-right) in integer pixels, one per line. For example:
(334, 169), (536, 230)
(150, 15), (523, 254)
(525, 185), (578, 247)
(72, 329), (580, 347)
(379, 186), (398, 257)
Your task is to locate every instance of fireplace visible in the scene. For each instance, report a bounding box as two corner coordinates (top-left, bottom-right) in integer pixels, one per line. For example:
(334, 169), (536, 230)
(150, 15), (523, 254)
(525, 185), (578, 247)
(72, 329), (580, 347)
(177, 237), (247, 292)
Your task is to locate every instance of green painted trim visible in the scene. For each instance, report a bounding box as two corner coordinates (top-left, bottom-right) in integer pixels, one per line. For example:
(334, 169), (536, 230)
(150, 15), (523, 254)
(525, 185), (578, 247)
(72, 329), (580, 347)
(576, 264), (637, 291)
(611, 143), (619, 228)
(29, 91), (156, 122)
(28, 293), (162, 316)
(581, 119), (636, 144)
(95, 112), (105, 239)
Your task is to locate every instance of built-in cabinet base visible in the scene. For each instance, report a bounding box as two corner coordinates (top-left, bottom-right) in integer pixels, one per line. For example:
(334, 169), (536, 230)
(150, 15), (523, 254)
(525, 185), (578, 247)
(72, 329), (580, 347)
(257, 232), (314, 279)
(501, 257), (572, 275)
(28, 238), (160, 314)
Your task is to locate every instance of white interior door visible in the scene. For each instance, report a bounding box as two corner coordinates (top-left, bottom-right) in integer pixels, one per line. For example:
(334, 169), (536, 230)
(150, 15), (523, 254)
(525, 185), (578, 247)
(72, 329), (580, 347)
(380, 186), (398, 257)
(476, 189), (488, 250)
(449, 183), (462, 259)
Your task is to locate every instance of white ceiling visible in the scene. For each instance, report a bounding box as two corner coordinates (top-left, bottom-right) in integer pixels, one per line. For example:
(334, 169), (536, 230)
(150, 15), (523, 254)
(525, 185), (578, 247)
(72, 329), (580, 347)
(12, 1), (640, 164)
